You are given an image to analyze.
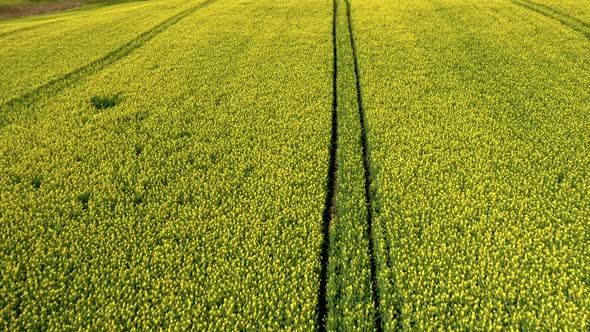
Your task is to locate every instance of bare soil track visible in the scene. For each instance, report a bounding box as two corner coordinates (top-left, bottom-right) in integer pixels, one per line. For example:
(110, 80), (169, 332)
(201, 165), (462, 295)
(0, 1), (83, 19)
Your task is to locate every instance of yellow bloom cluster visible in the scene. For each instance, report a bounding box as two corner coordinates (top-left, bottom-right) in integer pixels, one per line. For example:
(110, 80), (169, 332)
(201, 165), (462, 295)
(0, 0), (194, 105)
(325, 0), (376, 330)
(1, 0), (333, 329)
(352, 0), (590, 329)
(3, 0), (589, 329)
(524, 0), (590, 25)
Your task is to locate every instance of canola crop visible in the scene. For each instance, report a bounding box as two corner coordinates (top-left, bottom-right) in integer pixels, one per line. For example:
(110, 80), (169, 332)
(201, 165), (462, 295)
(351, 0), (590, 329)
(324, 0), (375, 330)
(0, 0), (333, 329)
(530, 0), (590, 23)
(0, 18), (62, 37)
(0, 0), (194, 104)
(2, 0), (590, 329)
(511, 0), (590, 40)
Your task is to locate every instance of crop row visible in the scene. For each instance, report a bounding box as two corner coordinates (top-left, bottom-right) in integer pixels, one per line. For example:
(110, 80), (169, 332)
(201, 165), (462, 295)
(352, 0), (590, 329)
(531, 0), (590, 23)
(2, 0), (590, 329)
(0, 0), (194, 105)
(0, 0), (333, 329)
(512, 0), (590, 40)
(323, 0), (376, 330)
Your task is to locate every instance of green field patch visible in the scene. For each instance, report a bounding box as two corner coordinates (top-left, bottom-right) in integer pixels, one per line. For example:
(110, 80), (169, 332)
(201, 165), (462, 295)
(90, 94), (121, 110)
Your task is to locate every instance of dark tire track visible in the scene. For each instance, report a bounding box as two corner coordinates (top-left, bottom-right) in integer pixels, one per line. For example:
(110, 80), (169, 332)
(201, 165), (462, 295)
(317, 0), (338, 329)
(0, 0), (194, 39)
(317, 0), (382, 329)
(0, 0), (216, 128)
(0, 20), (62, 39)
(512, 0), (590, 39)
(342, 0), (382, 330)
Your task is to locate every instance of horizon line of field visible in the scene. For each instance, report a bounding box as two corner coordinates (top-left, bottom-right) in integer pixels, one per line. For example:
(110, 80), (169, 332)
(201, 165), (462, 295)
(511, 0), (590, 39)
(0, 0), (189, 39)
(0, 0), (216, 128)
